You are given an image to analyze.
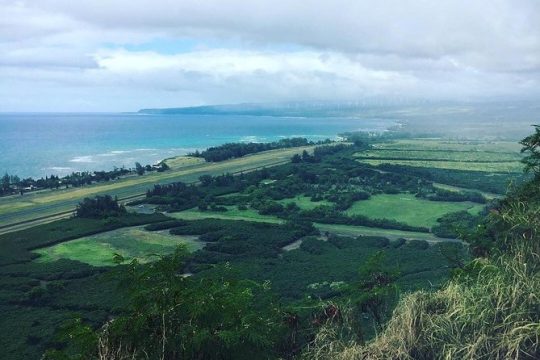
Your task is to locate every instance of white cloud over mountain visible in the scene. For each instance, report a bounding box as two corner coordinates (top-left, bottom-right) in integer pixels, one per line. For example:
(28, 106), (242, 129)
(1, 0), (539, 111)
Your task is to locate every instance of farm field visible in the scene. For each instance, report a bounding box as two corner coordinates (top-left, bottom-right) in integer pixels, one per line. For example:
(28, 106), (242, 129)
(356, 138), (523, 173)
(345, 193), (484, 228)
(357, 149), (521, 162)
(372, 139), (522, 153)
(359, 158), (522, 173)
(168, 207), (283, 224)
(0, 146), (316, 231)
(33, 226), (204, 267)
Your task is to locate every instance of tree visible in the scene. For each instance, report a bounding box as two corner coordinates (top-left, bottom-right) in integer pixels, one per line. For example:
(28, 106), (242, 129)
(1, 172), (10, 192)
(135, 162), (145, 176)
(75, 195), (126, 218)
(520, 124), (540, 177)
(199, 174), (213, 186)
(47, 251), (284, 360)
(10, 175), (20, 186)
(301, 150), (311, 162)
(353, 251), (399, 329)
(157, 162), (170, 172)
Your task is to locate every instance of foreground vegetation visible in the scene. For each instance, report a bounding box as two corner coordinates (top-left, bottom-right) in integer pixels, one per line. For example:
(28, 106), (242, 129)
(33, 227), (203, 266)
(303, 128), (540, 360)
(1, 130), (536, 359)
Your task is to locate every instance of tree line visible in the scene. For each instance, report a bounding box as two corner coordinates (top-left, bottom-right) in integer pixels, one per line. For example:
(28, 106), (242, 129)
(190, 137), (332, 162)
(0, 162), (169, 197)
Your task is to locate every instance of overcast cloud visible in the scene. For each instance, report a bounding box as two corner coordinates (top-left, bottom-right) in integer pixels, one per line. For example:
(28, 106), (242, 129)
(1, 0), (539, 111)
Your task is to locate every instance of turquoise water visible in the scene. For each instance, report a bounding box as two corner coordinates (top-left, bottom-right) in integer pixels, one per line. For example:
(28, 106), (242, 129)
(0, 113), (393, 178)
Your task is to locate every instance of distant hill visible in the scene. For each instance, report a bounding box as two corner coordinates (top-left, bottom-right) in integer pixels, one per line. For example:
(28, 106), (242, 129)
(138, 100), (538, 140)
(137, 101), (414, 118)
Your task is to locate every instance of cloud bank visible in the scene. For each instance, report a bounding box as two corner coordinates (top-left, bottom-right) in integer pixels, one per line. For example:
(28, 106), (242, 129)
(1, 0), (539, 111)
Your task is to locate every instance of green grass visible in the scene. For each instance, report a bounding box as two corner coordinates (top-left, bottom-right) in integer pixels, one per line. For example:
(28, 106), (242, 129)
(168, 207), (283, 224)
(432, 183), (500, 200)
(357, 139), (523, 173)
(278, 195), (332, 210)
(359, 158), (522, 173)
(0, 145), (317, 229)
(345, 194), (484, 228)
(315, 223), (452, 242)
(357, 149), (521, 162)
(0, 213), (169, 265)
(163, 155), (205, 169)
(372, 139), (522, 153)
(33, 226), (203, 267)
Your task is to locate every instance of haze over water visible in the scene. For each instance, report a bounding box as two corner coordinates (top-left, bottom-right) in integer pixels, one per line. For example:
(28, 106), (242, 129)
(0, 112), (393, 178)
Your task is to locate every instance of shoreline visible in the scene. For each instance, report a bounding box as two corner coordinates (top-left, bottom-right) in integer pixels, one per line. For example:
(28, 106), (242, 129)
(0, 112), (397, 179)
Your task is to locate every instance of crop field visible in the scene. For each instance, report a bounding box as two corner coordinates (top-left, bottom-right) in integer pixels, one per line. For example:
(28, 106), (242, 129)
(278, 195), (331, 210)
(359, 158), (522, 173)
(359, 159), (523, 173)
(357, 149), (521, 162)
(355, 139), (523, 174)
(314, 223), (455, 242)
(169, 207), (283, 224)
(345, 194), (484, 228)
(0, 146), (316, 231)
(372, 139), (522, 153)
(33, 226), (203, 266)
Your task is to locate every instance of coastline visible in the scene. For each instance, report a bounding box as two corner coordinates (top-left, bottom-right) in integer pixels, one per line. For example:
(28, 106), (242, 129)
(0, 112), (396, 179)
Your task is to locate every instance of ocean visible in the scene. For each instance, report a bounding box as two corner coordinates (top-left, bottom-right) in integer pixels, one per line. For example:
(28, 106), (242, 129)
(0, 112), (394, 178)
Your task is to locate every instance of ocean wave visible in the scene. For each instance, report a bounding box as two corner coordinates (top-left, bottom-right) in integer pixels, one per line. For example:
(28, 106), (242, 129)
(68, 147), (198, 165)
(279, 134), (331, 139)
(70, 155), (95, 163)
(44, 166), (73, 171)
(239, 136), (266, 143)
(96, 149), (157, 157)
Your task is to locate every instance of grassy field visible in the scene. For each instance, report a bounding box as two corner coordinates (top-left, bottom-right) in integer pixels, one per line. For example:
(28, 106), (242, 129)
(163, 155), (205, 169)
(432, 183), (500, 200)
(168, 207), (283, 224)
(315, 223), (455, 242)
(33, 226), (203, 267)
(345, 194), (484, 228)
(358, 149), (522, 162)
(372, 139), (522, 153)
(0, 146), (316, 230)
(278, 195), (331, 210)
(356, 139), (523, 173)
(359, 159), (522, 173)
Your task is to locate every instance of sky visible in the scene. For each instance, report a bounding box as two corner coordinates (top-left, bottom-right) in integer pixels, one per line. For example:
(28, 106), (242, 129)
(1, 0), (539, 112)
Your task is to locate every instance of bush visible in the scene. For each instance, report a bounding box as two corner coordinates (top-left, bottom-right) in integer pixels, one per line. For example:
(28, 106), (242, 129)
(300, 237), (332, 255)
(75, 195), (126, 219)
(144, 220), (188, 231)
(404, 240), (429, 250)
(391, 238), (407, 248)
(304, 255), (540, 360)
(360, 236), (390, 248)
(258, 201), (284, 215)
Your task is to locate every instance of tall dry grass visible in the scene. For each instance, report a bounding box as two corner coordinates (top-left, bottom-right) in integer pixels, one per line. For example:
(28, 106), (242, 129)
(303, 194), (540, 360)
(304, 254), (539, 360)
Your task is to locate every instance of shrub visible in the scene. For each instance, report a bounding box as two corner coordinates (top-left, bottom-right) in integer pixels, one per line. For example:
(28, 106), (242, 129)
(75, 195), (126, 219)
(405, 240), (429, 250)
(304, 254), (540, 360)
(391, 238), (407, 248)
